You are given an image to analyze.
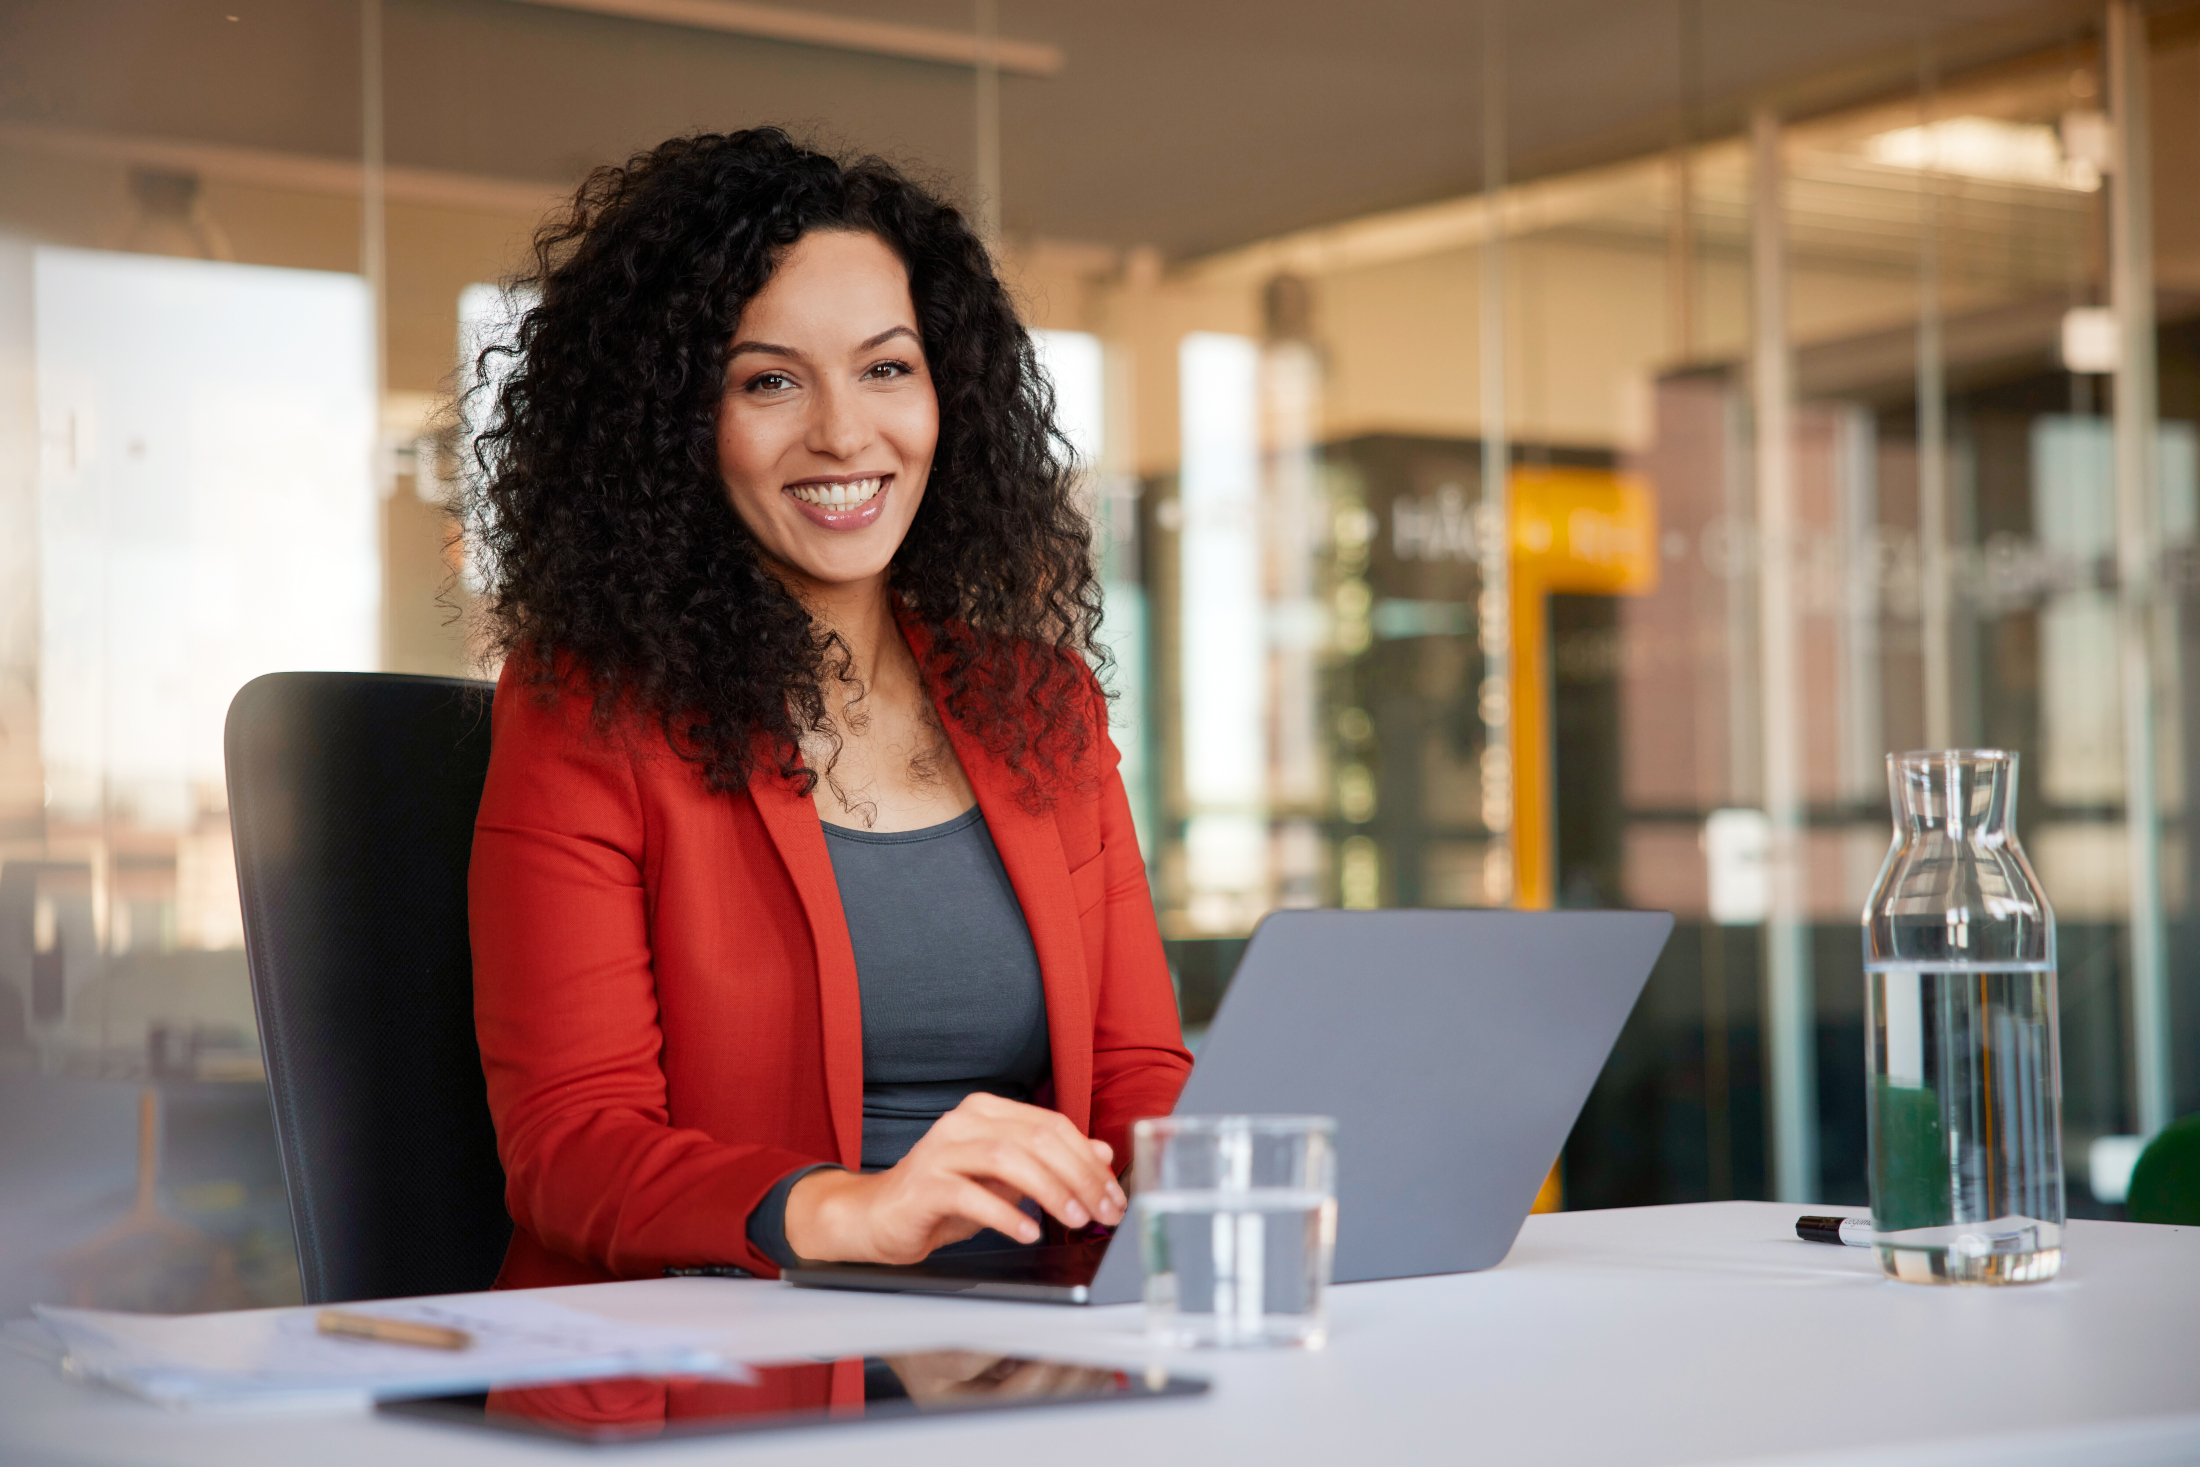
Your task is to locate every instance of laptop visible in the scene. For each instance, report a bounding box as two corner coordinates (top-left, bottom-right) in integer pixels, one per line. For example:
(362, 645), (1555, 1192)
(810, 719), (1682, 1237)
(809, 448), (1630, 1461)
(784, 907), (1672, 1305)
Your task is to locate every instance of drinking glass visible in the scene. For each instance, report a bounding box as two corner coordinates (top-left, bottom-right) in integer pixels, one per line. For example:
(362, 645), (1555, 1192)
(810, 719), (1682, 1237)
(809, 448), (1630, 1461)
(1133, 1115), (1336, 1348)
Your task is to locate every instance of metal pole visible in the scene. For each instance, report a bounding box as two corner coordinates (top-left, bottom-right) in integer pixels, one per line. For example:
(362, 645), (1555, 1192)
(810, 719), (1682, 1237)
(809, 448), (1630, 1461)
(1837, 405), (1882, 810)
(974, 0), (1001, 248)
(1668, 0), (1698, 363)
(1477, 0), (1515, 907)
(1917, 42), (1953, 751)
(362, 0), (390, 677)
(361, 0), (385, 408)
(1752, 106), (1816, 1203)
(2107, 0), (2170, 1138)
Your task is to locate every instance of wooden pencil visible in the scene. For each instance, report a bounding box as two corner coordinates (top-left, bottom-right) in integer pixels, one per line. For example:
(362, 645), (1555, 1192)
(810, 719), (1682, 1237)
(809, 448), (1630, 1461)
(315, 1309), (473, 1351)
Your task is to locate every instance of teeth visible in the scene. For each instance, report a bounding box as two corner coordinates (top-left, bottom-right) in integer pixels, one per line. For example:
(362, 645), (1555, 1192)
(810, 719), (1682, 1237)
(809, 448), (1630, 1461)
(788, 476), (884, 509)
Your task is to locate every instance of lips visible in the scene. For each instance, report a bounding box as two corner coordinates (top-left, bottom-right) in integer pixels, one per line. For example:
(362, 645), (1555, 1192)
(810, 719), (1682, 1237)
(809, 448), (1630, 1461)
(784, 474), (891, 531)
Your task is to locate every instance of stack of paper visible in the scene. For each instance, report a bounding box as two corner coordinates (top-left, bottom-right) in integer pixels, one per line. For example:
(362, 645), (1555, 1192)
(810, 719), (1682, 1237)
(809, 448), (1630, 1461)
(30, 1293), (730, 1411)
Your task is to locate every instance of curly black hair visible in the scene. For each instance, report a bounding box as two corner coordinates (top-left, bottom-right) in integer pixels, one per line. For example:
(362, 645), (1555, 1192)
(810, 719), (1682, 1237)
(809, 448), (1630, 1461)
(462, 128), (1103, 808)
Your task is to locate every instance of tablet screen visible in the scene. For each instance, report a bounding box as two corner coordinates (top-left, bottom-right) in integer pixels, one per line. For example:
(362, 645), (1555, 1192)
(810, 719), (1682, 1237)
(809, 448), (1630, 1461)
(377, 1350), (1206, 1444)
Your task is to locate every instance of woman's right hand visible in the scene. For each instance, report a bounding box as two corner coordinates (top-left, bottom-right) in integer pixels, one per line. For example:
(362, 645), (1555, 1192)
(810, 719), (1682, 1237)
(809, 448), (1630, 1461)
(780, 1093), (1126, 1265)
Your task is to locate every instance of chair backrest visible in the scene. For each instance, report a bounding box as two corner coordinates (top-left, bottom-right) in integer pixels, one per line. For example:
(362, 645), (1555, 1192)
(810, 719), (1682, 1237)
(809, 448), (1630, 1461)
(225, 671), (510, 1303)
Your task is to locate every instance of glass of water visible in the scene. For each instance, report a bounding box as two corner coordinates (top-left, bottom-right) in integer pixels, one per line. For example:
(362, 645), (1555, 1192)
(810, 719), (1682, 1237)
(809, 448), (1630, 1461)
(1133, 1115), (1337, 1348)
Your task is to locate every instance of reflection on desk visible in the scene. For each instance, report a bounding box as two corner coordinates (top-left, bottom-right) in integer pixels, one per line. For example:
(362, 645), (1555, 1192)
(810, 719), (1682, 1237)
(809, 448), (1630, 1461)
(388, 1352), (1199, 1445)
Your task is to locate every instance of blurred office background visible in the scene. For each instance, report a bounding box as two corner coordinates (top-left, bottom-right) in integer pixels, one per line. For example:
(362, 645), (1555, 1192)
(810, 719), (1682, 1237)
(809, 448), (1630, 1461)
(3, 0), (2197, 1313)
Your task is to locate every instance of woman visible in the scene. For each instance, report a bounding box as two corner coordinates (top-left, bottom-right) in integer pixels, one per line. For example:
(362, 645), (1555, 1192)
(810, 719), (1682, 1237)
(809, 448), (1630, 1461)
(463, 128), (1191, 1289)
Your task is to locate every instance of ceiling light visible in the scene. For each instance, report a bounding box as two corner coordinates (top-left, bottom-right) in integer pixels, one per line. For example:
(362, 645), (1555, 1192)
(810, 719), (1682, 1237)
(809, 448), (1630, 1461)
(2061, 307), (2118, 375)
(1864, 116), (2098, 191)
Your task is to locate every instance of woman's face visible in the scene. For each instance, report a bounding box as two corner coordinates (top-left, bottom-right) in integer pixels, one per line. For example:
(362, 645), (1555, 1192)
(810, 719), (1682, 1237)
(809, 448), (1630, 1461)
(717, 229), (939, 598)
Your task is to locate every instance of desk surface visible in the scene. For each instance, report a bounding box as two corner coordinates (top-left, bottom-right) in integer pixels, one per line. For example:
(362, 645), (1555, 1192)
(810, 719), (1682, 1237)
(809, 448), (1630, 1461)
(6, 1202), (2198, 1467)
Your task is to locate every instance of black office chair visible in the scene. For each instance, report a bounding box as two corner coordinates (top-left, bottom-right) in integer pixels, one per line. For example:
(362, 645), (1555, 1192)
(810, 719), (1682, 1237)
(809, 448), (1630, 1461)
(226, 672), (512, 1303)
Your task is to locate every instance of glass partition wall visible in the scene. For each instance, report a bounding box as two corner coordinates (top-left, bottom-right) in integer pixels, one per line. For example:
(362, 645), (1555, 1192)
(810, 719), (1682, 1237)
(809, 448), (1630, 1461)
(2, 1), (2194, 1315)
(1084, 10), (2200, 1212)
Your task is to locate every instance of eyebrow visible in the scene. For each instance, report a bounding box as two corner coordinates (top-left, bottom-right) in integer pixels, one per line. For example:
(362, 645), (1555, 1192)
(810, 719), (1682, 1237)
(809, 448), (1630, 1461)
(727, 325), (921, 361)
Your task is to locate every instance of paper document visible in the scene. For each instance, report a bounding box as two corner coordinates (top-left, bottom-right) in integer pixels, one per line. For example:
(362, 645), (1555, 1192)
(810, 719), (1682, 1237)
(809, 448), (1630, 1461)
(31, 1293), (734, 1411)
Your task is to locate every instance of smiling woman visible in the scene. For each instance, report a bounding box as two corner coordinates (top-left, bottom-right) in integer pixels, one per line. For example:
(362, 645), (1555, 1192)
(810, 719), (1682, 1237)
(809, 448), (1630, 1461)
(459, 129), (1190, 1286)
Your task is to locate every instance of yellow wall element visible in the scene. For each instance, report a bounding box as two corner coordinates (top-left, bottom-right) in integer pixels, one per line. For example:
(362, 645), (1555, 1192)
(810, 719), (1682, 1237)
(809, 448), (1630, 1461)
(1508, 467), (1659, 911)
(1531, 1161), (1565, 1214)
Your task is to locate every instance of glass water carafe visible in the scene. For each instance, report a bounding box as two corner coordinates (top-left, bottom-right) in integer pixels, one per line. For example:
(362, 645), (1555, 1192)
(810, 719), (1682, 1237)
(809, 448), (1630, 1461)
(1862, 750), (2064, 1285)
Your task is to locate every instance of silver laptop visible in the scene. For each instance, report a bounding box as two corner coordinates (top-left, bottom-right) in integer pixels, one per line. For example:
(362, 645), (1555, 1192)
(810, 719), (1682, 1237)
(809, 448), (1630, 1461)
(784, 907), (1672, 1305)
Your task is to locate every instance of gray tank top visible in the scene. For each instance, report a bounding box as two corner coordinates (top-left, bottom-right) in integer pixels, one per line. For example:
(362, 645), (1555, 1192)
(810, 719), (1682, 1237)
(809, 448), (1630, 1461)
(822, 804), (1052, 1170)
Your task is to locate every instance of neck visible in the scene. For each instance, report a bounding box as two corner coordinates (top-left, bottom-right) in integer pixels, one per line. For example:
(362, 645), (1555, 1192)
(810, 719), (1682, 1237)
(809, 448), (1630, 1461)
(791, 569), (903, 693)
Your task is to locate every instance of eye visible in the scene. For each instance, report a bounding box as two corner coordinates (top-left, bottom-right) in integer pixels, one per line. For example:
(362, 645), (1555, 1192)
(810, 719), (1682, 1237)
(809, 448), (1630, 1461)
(864, 359), (914, 380)
(743, 371), (794, 393)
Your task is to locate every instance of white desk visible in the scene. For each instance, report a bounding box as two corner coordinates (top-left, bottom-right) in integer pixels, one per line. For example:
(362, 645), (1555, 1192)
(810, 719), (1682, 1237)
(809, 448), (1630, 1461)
(6, 1202), (2198, 1467)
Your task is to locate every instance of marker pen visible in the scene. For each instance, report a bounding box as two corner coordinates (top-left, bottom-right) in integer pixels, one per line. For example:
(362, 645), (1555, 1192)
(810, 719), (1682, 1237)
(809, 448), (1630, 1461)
(1796, 1215), (1873, 1247)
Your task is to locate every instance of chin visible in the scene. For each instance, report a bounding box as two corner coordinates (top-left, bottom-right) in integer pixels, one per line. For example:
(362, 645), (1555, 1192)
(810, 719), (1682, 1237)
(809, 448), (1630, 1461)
(782, 547), (900, 590)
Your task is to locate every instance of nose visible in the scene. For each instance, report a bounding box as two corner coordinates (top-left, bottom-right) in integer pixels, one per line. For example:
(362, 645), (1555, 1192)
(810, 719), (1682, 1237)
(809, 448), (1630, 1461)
(806, 377), (872, 461)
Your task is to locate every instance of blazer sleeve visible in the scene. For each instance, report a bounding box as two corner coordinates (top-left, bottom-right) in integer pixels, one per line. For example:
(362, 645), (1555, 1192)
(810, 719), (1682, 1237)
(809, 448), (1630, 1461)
(469, 669), (818, 1279)
(1082, 721), (1194, 1174)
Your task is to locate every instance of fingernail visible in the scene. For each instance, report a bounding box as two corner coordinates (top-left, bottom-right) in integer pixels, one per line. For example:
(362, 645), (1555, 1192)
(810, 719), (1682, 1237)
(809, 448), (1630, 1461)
(1065, 1201), (1089, 1227)
(1020, 1222), (1040, 1243)
(1109, 1184), (1127, 1208)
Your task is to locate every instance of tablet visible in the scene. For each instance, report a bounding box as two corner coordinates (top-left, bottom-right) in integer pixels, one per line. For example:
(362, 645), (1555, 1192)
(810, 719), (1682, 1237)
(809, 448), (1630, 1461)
(377, 1349), (1207, 1445)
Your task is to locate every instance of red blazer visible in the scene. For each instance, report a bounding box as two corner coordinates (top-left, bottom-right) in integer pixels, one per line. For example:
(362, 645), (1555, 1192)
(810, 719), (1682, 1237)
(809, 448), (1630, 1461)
(469, 638), (1192, 1288)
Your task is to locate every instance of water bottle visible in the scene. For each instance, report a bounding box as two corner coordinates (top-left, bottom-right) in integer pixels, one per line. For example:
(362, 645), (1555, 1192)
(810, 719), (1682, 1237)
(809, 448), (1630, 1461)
(1862, 750), (2064, 1285)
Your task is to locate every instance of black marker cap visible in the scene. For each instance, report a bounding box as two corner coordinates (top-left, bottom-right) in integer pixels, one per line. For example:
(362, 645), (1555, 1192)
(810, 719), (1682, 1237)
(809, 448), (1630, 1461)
(1796, 1215), (1847, 1245)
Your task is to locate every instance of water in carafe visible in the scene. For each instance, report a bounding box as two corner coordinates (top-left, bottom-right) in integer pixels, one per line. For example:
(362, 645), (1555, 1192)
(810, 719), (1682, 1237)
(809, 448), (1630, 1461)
(1863, 751), (2064, 1285)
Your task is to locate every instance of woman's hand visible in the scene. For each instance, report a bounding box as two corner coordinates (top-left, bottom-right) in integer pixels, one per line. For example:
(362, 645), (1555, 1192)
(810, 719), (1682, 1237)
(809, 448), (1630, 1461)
(781, 1094), (1126, 1265)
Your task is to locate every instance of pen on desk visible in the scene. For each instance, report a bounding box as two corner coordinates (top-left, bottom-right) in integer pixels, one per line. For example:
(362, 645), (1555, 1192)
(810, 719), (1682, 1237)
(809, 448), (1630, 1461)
(316, 1309), (473, 1351)
(1796, 1215), (1873, 1248)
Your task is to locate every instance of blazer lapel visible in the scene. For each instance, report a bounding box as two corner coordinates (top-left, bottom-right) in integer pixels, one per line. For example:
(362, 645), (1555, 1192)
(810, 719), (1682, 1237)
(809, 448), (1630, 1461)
(748, 770), (865, 1170)
(916, 644), (1095, 1135)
